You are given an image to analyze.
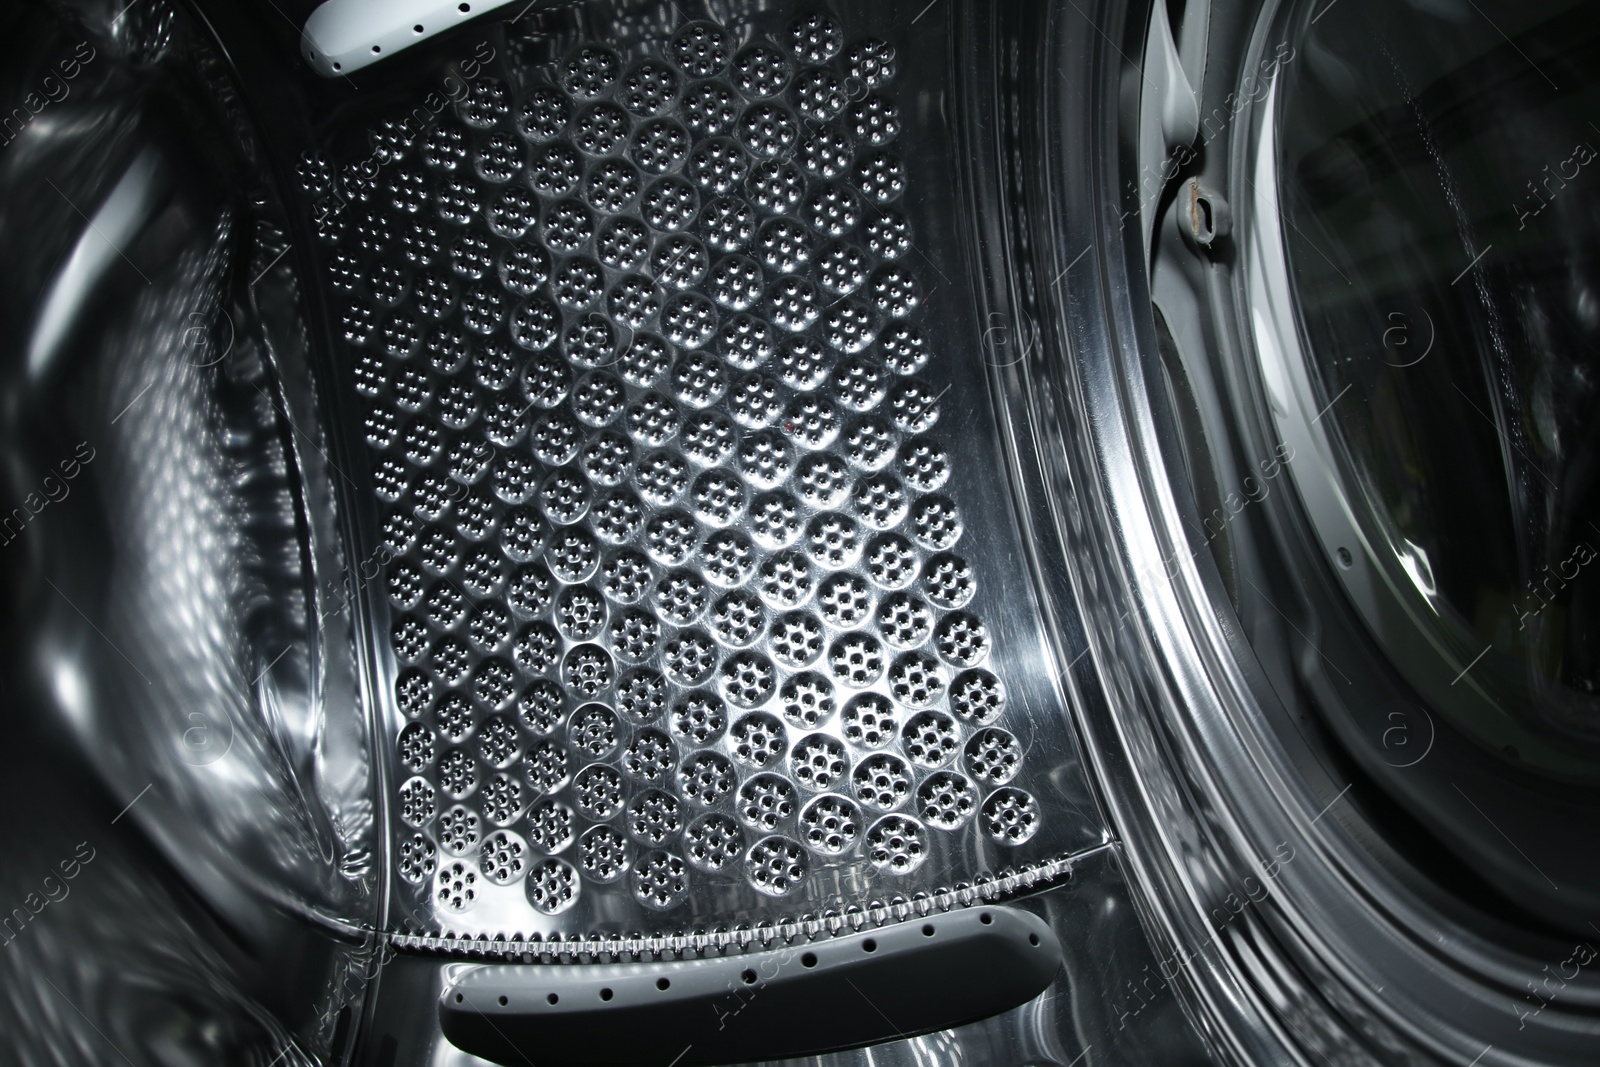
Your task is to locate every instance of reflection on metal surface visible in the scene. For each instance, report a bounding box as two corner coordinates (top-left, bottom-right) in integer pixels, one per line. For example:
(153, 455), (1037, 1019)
(0, 0), (381, 1063)
(286, 0), (1104, 943)
(363, 846), (1212, 1067)
(4, 0), (1480, 1060)
(27, 147), (162, 379)
(1004, 0), (1600, 1061)
(393, 853), (1077, 957)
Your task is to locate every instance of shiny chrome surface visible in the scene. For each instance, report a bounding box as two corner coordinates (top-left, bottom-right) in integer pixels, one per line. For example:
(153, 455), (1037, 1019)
(991, 0), (1600, 1062)
(0, 1), (382, 1063)
(23, 0), (1594, 1062)
(284, 0), (1103, 943)
(362, 846), (1212, 1067)
(0, 0), (1216, 1063)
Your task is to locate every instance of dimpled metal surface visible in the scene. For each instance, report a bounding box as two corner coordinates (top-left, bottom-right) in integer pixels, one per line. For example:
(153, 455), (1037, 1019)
(301, 9), (1076, 938)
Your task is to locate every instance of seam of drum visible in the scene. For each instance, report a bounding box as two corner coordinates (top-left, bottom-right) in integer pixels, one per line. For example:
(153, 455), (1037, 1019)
(385, 848), (1093, 958)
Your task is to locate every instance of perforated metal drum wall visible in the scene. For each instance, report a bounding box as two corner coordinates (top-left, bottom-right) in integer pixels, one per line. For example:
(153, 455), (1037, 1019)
(295, 3), (1102, 940)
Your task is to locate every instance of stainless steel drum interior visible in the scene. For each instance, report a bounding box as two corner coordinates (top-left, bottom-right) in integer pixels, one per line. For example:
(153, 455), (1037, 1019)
(0, 0), (1596, 1065)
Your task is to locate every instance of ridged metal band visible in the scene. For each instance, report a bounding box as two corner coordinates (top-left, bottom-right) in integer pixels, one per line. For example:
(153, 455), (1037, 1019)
(388, 848), (1083, 959)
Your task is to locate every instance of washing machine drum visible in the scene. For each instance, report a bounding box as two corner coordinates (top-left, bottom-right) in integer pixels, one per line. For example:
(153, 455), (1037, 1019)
(1, 0), (1598, 1065)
